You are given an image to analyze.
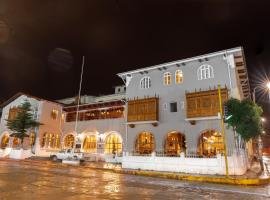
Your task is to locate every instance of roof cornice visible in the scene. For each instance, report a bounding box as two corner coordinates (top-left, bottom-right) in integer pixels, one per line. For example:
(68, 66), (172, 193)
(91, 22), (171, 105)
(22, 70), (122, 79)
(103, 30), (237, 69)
(117, 47), (243, 78)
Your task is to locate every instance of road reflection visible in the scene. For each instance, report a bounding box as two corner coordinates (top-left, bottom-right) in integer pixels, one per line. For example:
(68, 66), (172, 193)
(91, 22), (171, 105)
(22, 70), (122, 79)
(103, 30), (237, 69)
(0, 160), (269, 200)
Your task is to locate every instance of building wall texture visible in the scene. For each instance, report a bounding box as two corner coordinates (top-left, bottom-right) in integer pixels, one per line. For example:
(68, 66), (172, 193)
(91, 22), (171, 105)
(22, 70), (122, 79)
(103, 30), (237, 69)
(122, 49), (246, 154)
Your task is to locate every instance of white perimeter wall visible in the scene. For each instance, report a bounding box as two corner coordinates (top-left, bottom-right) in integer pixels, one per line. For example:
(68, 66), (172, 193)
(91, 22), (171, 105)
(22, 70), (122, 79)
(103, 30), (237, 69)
(122, 151), (248, 175)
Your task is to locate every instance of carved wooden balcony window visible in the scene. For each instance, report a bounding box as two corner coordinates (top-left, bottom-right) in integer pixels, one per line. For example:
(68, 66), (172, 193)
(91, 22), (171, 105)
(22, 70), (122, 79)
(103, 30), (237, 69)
(186, 88), (228, 118)
(127, 97), (159, 122)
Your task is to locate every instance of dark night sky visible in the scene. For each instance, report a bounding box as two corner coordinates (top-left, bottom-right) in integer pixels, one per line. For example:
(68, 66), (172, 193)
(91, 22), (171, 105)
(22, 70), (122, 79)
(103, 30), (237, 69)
(0, 0), (270, 110)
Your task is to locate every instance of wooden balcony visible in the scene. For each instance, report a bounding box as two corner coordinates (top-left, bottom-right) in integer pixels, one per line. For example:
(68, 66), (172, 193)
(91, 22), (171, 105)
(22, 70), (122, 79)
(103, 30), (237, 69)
(127, 97), (159, 122)
(186, 88), (228, 118)
(65, 107), (124, 122)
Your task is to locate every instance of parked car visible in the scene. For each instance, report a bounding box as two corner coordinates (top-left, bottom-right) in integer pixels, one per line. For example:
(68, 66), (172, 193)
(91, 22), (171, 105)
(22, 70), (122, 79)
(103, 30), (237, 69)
(51, 149), (84, 161)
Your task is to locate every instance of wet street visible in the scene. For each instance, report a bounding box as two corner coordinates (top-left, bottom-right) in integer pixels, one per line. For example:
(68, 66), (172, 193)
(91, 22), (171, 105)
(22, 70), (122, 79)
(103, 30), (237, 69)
(0, 160), (269, 200)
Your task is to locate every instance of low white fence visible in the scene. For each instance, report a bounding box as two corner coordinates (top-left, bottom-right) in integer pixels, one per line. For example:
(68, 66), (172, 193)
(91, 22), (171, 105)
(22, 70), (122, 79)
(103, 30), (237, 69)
(0, 149), (3, 157)
(9, 149), (32, 159)
(0, 148), (12, 158)
(122, 151), (248, 175)
(104, 154), (122, 163)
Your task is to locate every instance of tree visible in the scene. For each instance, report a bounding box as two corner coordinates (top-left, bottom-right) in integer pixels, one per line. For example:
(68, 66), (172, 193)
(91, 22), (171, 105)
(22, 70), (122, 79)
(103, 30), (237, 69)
(225, 98), (263, 142)
(6, 101), (42, 148)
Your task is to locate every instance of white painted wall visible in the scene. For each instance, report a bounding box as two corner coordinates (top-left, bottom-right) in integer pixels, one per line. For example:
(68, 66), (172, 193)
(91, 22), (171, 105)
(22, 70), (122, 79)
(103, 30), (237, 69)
(0, 94), (63, 157)
(34, 100), (63, 157)
(63, 118), (126, 153)
(9, 149), (32, 159)
(122, 151), (248, 175)
(0, 95), (40, 134)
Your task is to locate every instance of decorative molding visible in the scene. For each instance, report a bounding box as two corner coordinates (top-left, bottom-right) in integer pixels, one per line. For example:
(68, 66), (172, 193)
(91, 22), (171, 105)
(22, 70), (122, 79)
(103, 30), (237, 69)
(117, 47), (242, 78)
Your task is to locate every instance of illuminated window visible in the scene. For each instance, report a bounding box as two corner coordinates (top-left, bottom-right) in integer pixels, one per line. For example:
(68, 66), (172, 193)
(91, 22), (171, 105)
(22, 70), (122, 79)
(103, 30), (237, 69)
(55, 134), (60, 148)
(135, 132), (155, 154)
(197, 64), (214, 80)
(51, 109), (58, 120)
(198, 130), (224, 157)
(83, 135), (96, 153)
(8, 107), (20, 120)
(105, 134), (122, 154)
(61, 113), (65, 121)
(40, 133), (60, 149)
(12, 137), (20, 148)
(29, 132), (36, 146)
(175, 70), (183, 84)
(1, 135), (9, 149)
(165, 132), (186, 156)
(140, 76), (151, 89)
(64, 134), (75, 149)
(164, 72), (171, 85)
(41, 133), (47, 148)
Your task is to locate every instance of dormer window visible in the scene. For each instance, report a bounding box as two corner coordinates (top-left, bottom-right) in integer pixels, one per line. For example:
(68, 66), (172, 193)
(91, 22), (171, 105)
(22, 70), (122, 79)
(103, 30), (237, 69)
(140, 76), (151, 89)
(197, 64), (214, 80)
(164, 72), (171, 85)
(175, 70), (183, 84)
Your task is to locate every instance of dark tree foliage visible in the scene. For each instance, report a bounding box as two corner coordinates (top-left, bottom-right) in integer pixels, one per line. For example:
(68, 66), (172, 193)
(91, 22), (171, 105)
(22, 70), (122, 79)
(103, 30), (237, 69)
(225, 98), (263, 141)
(6, 101), (42, 147)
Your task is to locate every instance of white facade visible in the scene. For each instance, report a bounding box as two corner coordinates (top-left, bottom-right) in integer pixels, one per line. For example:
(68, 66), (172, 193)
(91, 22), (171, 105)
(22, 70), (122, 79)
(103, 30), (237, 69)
(61, 91), (126, 161)
(117, 47), (251, 175)
(0, 90), (126, 160)
(0, 48), (254, 175)
(0, 93), (63, 158)
(122, 151), (248, 175)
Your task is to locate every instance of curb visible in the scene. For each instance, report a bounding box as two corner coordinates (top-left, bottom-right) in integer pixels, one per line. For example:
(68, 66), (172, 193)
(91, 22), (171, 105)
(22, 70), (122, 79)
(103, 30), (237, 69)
(1, 159), (269, 185)
(112, 169), (270, 186)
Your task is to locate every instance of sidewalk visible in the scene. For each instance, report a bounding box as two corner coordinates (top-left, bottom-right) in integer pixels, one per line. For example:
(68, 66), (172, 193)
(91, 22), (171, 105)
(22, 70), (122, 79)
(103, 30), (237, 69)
(1, 157), (269, 186)
(79, 160), (270, 186)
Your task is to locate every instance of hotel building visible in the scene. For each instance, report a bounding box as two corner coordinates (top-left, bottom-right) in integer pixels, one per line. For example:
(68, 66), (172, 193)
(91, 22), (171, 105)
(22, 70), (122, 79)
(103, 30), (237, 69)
(0, 47), (253, 174)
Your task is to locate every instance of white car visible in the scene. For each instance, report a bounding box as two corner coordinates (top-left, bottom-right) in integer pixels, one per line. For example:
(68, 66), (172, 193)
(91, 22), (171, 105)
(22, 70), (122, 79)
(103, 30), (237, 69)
(51, 149), (84, 161)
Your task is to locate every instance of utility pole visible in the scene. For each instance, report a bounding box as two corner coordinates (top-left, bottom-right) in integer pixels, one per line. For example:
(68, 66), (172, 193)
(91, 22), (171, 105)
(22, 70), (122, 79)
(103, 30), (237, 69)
(218, 85), (229, 177)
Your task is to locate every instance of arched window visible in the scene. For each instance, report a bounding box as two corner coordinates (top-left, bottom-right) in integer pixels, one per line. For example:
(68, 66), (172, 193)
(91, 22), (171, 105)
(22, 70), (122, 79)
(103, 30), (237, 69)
(29, 132), (36, 146)
(197, 130), (224, 157)
(83, 135), (96, 153)
(1, 135), (9, 149)
(105, 134), (122, 154)
(165, 132), (186, 156)
(41, 133), (61, 149)
(140, 76), (151, 89)
(135, 132), (155, 154)
(164, 72), (171, 85)
(197, 64), (214, 80)
(12, 137), (20, 148)
(64, 134), (75, 149)
(175, 70), (183, 84)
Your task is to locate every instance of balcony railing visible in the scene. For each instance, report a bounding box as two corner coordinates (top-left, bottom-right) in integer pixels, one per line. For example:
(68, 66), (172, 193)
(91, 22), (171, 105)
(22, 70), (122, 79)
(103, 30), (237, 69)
(65, 107), (124, 122)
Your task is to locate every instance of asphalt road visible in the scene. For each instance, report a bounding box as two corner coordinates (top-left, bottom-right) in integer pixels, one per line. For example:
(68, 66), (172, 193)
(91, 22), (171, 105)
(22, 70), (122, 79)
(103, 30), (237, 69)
(0, 160), (269, 200)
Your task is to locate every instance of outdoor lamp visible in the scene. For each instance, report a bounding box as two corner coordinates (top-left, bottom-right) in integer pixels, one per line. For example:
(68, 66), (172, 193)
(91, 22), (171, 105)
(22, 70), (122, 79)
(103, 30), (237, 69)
(267, 82), (270, 90)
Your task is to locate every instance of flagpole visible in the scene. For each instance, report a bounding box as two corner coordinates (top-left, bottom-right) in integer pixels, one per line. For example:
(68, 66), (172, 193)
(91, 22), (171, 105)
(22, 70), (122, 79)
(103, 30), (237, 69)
(74, 56), (85, 148)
